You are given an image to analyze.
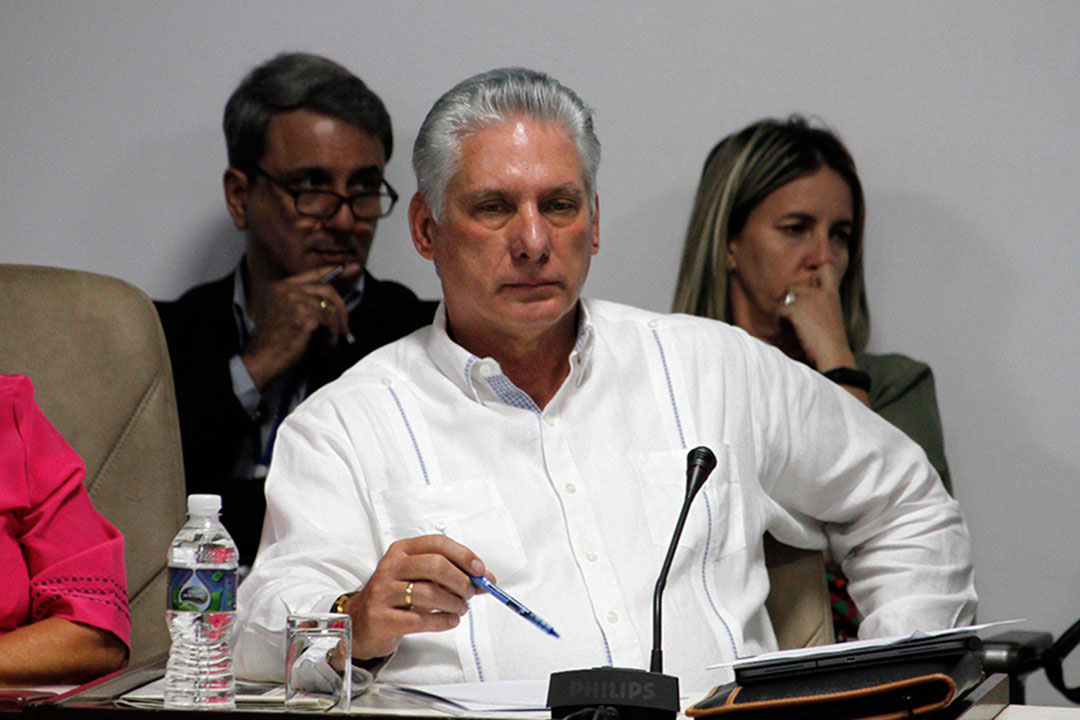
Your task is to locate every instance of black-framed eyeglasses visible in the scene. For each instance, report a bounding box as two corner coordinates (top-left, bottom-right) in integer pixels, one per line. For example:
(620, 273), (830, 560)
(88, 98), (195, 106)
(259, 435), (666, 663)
(255, 167), (398, 220)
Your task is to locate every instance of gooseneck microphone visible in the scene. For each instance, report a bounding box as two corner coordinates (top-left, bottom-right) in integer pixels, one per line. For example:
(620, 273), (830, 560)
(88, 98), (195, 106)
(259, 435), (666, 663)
(547, 446), (717, 719)
(651, 446), (717, 674)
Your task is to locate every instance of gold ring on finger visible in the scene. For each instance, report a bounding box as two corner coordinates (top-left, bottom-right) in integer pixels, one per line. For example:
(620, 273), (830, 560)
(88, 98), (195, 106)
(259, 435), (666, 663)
(319, 299), (328, 310)
(404, 582), (414, 609)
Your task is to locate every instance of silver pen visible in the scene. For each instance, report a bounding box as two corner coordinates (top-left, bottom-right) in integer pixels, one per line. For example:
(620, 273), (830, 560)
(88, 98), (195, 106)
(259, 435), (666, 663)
(318, 265), (356, 345)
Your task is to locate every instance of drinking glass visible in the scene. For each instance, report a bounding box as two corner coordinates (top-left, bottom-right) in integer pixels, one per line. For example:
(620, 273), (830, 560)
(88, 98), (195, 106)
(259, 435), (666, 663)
(284, 612), (352, 712)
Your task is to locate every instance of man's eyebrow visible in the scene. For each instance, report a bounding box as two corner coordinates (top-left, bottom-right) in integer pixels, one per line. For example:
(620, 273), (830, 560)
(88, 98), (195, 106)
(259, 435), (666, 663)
(277, 165), (384, 185)
(280, 166), (332, 183)
(462, 188), (508, 203)
(347, 165), (385, 185)
(544, 184), (586, 199)
(463, 184), (586, 202)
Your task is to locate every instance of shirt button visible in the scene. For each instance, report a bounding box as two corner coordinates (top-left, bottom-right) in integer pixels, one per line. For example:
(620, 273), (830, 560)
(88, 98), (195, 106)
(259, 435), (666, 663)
(564, 483), (577, 494)
(434, 521), (447, 532)
(380, 377), (392, 386)
(647, 319), (659, 329)
(543, 415), (556, 427)
(479, 363), (496, 378)
(585, 550), (598, 562)
(607, 611), (619, 624)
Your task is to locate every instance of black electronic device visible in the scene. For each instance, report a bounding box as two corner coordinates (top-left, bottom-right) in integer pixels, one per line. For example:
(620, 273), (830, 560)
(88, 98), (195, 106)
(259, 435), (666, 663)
(547, 446), (717, 720)
(734, 632), (982, 685)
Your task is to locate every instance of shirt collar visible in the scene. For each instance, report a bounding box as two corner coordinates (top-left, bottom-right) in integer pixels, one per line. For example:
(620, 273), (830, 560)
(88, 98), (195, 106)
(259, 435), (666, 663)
(426, 300), (597, 409)
(230, 258), (367, 344)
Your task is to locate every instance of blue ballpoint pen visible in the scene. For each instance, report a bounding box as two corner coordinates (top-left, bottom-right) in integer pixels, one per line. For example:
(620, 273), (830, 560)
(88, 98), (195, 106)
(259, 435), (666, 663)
(471, 575), (560, 638)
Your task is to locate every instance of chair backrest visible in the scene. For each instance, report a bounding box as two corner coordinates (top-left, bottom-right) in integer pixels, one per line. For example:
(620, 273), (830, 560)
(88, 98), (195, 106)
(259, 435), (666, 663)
(0, 264), (185, 665)
(764, 534), (835, 649)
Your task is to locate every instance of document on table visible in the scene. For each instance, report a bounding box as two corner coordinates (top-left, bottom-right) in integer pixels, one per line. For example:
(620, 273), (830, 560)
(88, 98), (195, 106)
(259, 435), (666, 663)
(119, 676), (550, 716)
(0, 686), (76, 710)
(117, 669), (373, 710)
(378, 679), (549, 713)
(118, 678), (297, 709)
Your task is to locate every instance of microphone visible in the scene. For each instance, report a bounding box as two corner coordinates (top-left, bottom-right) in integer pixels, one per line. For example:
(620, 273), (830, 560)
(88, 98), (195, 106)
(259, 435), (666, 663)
(651, 446), (717, 673)
(547, 446), (717, 719)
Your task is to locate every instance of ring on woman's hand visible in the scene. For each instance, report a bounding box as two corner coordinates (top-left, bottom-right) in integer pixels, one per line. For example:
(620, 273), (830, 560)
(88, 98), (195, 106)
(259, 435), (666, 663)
(404, 582), (414, 609)
(319, 299), (328, 310)
(782, 291), (796, 306)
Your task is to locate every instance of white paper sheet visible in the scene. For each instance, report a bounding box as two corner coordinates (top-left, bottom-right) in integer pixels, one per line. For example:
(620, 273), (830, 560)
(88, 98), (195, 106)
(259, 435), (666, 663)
(386, 680), (549, 712)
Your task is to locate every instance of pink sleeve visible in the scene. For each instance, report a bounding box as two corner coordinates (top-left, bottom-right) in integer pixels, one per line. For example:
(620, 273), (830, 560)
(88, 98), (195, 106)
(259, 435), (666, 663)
(4, 375), (131, 648)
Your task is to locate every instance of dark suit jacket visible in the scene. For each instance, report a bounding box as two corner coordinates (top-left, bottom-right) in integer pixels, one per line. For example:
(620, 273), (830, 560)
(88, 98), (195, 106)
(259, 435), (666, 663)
(155, 270), (437, 564)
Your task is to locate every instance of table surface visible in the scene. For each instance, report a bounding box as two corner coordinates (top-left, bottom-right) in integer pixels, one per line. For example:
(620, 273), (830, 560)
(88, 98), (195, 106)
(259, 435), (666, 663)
(9, 663), (1080, 718)
(998, 708), (1080, 719)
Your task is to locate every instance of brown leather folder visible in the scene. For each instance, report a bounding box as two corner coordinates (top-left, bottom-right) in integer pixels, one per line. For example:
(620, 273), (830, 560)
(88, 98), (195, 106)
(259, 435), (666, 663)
(687, 651), (984, 719)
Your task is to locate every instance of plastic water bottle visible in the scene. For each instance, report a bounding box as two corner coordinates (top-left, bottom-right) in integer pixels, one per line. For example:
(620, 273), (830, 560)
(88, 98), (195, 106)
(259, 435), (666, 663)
(164, 494), (238, 710)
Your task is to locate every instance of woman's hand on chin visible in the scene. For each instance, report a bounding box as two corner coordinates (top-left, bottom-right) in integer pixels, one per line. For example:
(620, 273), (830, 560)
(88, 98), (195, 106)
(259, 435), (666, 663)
(777, 262), (854, 372)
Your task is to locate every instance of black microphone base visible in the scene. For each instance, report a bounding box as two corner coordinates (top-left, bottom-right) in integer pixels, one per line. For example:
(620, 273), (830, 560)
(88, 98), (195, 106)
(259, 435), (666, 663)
(547, 666), (679, 719)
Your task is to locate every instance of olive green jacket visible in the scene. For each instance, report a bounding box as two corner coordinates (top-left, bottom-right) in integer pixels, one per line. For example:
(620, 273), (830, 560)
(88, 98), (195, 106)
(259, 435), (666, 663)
(856, 352), (952, 494)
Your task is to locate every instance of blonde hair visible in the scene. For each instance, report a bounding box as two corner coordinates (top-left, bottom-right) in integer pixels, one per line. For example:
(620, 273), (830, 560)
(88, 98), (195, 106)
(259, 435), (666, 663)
(672, 116), (870, 352)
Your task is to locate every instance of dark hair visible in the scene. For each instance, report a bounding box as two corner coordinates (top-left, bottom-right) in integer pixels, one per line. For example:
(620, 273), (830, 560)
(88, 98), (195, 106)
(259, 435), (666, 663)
(673, 115), (870, 351)
(223, 52), (393, 176)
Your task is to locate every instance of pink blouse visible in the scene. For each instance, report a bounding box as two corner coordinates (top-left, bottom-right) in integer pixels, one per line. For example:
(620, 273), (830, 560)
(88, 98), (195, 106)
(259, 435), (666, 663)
(0, 374), (130, 648)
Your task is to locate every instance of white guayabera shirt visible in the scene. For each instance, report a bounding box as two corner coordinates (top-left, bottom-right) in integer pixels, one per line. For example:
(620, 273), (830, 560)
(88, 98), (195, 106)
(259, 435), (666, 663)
(234, 299), (976, 693)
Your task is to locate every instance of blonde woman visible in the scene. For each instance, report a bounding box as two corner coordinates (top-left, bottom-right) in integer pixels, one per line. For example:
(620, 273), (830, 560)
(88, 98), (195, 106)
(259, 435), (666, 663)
(674, 116), (951, 639)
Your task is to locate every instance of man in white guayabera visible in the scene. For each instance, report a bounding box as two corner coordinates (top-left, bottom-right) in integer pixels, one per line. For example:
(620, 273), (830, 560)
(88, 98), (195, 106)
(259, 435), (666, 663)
(234, 67), (976, 691)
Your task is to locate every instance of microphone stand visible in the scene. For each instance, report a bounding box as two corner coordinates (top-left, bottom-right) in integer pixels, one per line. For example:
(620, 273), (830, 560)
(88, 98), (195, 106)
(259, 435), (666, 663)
(651, 446), (717, 674)
(547, 447), (718, 719)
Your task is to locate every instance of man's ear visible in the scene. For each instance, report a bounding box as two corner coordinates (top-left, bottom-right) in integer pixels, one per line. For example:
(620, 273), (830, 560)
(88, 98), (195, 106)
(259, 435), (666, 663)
(223, 167), (250, 231)
(409, 192), (438, 260)
(590, 193), (600, 255)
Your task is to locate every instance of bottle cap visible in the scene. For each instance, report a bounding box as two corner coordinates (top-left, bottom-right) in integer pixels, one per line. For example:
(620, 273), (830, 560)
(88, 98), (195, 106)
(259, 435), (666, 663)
(187, 494), (222, 516)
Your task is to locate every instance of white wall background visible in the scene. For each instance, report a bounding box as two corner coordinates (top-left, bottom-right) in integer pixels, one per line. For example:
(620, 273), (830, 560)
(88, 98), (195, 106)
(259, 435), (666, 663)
(3, 1), (1078, 704)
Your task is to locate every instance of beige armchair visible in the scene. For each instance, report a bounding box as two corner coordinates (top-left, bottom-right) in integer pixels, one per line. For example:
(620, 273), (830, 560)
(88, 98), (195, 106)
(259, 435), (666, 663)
(0, 264), (185, 665)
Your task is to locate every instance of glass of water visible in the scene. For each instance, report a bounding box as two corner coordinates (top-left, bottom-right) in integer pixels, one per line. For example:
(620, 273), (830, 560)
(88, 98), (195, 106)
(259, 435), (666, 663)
(285, 612), (352, 712)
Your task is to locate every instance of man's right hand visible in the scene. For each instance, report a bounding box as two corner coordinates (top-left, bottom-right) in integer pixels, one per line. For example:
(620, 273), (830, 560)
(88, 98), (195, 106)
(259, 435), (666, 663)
(241, 263), (361, 390)
(342, 535), (489, 661)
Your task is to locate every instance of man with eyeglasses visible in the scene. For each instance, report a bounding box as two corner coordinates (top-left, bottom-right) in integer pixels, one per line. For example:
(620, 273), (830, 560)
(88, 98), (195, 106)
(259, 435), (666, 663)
(156, 53), (436, 570)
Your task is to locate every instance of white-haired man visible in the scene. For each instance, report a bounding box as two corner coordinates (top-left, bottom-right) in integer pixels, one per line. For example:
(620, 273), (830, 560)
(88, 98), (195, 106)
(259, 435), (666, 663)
(235, 68), (975, 690)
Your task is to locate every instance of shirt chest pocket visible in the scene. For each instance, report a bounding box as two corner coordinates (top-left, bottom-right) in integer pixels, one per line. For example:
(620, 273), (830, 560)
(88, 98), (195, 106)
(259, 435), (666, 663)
(371, 478), (529, 580)
(632, 447), (747, 559)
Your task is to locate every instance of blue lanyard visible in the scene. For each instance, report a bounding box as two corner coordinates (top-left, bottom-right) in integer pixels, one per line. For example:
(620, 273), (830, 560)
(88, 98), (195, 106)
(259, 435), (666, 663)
(253, 369), (306, 478)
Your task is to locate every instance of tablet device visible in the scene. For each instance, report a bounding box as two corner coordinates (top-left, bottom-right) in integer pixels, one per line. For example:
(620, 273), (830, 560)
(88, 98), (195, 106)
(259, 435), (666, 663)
(734, 632), (982, 685)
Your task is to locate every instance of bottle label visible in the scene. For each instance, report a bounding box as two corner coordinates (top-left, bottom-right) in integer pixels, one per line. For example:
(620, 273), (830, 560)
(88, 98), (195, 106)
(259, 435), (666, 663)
(168, 568), (237, 612)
